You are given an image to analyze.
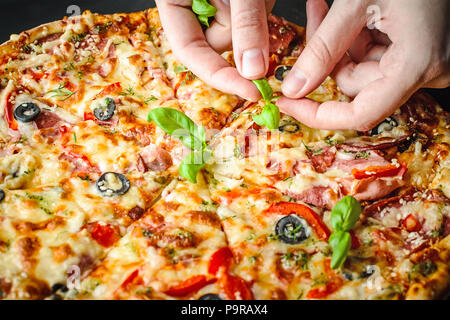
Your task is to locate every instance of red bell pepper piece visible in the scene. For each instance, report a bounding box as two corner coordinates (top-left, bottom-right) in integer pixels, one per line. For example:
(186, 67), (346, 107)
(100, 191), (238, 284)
(264, 202), (331, 241)
(96, 82), (122, 99)
(349, 230), (361, 249)
(90, 223), (120, 247)
(402, 214), (422, 232)
(83, 112), (95, 121)
(208, 247), (233, 276)
(352, 163), (405, 180)
(164, 275), (215, 297)
(4, 92), (18, 131)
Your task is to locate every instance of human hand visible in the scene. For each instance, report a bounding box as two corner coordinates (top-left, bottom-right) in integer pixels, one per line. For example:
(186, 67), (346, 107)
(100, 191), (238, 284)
(155, 0), (276, 101)
(277, 0), (450, 131)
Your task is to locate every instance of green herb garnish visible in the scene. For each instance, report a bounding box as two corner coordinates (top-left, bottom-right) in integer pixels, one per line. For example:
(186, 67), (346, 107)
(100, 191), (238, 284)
(329, 196), (362, 269)
(192, 0), (217, 27)
(148, 108), (210, 183)
(251, 79), (280, 130)
(47, 82), (76, 101)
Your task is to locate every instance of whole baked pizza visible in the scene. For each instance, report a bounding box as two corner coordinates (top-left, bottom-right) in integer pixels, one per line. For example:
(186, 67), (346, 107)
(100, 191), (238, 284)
(0, 7), (448, 300)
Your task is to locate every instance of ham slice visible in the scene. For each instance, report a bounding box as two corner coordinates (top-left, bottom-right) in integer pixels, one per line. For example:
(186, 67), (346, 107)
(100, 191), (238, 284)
(287, 186), (334, 209)
(306, 147), (336, 174)
(331, 150), (388, 173)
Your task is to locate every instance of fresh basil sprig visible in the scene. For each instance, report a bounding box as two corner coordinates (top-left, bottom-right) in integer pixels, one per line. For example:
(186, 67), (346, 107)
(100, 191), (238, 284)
(192, 0), (217, 27)
(148, 107), (209, 183)
(251, 79), (280, 130)
(329, 196), (362, 269)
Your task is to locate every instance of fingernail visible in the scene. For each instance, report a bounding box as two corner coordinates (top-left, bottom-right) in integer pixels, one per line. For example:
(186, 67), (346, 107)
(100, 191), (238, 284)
(241, 49), (265, 78)
(281, 68), (307, 97)
(222, 0), (230, 5)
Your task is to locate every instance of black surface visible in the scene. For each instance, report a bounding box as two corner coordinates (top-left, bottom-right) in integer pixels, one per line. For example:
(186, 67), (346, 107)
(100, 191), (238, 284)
(0, 0), (447, 108)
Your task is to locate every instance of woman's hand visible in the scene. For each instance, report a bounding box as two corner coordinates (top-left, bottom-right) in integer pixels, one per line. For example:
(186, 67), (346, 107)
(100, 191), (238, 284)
(277, 0), (450, 131)
(155, 0), (276, 101)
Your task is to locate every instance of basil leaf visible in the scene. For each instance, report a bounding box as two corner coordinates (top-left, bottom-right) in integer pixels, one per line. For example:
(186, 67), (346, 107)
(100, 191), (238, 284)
(330, 195), (362, 232)
(192, 0), (216, 27)
(329, 231), (351, 269)
(179, 150), (210, 183)
(252, 79), (273, 102)
(147, 108), (204, 150)
(251, 103), (280, 130)
(197, 15), (210, 27)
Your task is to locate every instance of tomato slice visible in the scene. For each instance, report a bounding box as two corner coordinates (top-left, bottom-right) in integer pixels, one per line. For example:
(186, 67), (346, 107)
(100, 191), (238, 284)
(96, 82), (122, 98)
(208, 247), (233, 276)
(90, 223), (120, 247)
(306, 259), (343, 299)
(164, 275), (215, 297)
(219, 273), (253, 300)
(264, 202), (331, 241)
(120, 269), (141, 288)
(352, 163), (406, 180)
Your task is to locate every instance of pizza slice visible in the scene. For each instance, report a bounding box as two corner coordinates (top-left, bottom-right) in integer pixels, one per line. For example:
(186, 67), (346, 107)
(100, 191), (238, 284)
(66, 176), (232, 300)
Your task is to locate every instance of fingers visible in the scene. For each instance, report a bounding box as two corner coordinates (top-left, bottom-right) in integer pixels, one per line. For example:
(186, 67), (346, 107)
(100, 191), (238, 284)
(156, 0), (260, 101)
(347, 29), (388, 62)
(305, 0), (329, 42)
(205, 0), (232, 53)
(282, 0), (367, 99)
(331, 56), (383, 97)
(277, 55), (420, 131)
(230, 0), (269, 79)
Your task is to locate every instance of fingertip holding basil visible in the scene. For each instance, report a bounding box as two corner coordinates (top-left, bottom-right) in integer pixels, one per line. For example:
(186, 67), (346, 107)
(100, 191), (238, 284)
(147, 107), (209, 184)
(329, 196), (362, 269)
(251, 79), (280, 130)
(192, 0), (217, 27)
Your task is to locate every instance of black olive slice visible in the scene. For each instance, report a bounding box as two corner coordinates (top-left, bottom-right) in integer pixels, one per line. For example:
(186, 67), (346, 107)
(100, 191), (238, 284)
(93, 97), (115, 121)
(51, 283), (68, 293)
(0, 189), (4, 203)
(198, 294), (222, 300)
(279, 122), (300, 133)
(275, 214), (310, 244)
(96, 172), (130, 196)
(369, 117), (398, 135)
(342, 271), (353, 281)
(359, 265), (376, 278)
(274, 65), (292, 81)
(14, 102), (41, 123)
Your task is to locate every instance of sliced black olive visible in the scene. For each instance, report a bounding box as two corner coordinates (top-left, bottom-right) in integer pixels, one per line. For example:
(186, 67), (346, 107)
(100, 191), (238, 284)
(0, 189), (4, 203)
(274, 65), (292, 81)
(48, 294), (63, 300)
(279, 122), (300, 133)
(369, 117), (398, 135)
(93, 97), (115, 121)
(14, 102), (40, 123)
(342, 271), (353, 281)
(275, 214), (310, 244)
(51, 283), (68, 293)
(199, 294), (222, 300)
(96, 172), (130, 197)
(359, 265), (376, 278)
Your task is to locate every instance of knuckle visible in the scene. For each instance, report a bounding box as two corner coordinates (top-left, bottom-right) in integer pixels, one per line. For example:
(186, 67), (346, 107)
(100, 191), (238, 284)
(307, 34), (333, 66)
(233, 8), (264, 32)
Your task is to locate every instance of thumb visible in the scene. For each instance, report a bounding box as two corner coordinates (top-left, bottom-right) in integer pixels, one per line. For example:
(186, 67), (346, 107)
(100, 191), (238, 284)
(282, 0), (367, 98)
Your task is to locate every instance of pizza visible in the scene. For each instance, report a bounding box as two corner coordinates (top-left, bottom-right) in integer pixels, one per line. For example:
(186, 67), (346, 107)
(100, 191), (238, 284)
(0, 7), (448, 300)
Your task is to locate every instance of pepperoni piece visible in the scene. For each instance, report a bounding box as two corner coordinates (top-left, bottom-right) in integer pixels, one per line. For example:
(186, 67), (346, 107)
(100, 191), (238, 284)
(268, 14), (297, 56)
(306, 147), (336, 174)
(34, 110), (63, 129)
(219, 273), (253, 300)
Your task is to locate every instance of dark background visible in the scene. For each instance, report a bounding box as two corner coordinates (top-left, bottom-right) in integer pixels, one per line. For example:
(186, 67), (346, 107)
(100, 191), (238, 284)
(0, 0), (447, 108)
